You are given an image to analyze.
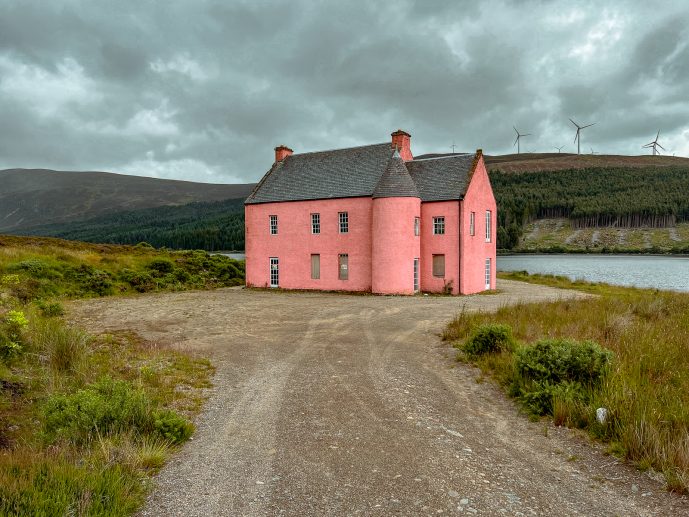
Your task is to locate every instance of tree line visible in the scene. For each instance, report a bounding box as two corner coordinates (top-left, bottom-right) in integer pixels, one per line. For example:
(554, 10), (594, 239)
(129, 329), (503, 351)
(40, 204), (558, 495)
(24, 198), (246, 251)
(491, 166), (689, 249)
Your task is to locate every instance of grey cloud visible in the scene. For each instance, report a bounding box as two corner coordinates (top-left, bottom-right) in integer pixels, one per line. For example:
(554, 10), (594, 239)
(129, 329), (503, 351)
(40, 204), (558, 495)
(1, 0), (688, 183)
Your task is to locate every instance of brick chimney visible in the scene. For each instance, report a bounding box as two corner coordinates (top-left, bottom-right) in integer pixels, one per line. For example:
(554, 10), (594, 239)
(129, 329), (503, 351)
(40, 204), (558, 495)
(275, 145), (293, 162)
(391, 130), (413, 161)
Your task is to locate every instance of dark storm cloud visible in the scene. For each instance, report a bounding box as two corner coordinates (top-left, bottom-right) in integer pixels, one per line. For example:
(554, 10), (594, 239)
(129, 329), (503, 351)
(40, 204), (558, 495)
(1, 0), (688, 183)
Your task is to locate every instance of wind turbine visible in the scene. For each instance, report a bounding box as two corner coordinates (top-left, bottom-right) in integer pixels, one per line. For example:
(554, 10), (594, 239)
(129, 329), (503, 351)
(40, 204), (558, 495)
(513, 126), (531, 154)
(590, 147), (598, 155)
(570, 118), (595, 155)
(555, 145), (565, 153)
(642, 130), (665, 156)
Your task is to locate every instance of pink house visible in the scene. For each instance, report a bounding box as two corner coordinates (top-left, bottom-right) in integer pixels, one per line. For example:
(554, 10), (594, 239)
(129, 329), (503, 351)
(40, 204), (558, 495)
(244, 130), (496, 295)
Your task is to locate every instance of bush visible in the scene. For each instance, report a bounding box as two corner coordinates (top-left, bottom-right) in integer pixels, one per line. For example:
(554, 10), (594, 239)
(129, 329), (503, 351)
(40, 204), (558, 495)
(65, 265), (113, 296)
(119, 269), (155, 293)
(146, 258), (175, 275)
(43, 378), (152, 444)
(36, 301), (65, 317)
(42, 377), (194, 445)
(7, 259), (51, 277)
(515, 338), (612, 386)
(463, 324), (516, 356)
(152, 410), (194, 444)
(512, 339), (613, 416)
(0, 311), (28, 360)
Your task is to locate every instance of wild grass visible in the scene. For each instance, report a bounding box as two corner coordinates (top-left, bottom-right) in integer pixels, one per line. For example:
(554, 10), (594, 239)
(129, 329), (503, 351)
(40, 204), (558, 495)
(0, 235), (216, 515)
(445, 274), (689, 493)
(0, 234), (245, 303)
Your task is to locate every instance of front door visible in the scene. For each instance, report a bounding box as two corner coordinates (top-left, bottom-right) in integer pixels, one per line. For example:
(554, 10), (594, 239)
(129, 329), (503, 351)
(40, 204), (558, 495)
(270, 257), (279, 287)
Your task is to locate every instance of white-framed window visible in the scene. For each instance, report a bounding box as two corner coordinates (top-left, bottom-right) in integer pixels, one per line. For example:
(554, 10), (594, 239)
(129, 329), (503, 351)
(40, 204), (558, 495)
(485, 258), (491, 289)
(433, 216), (445, 235)
(338, 253), (349, 280)
(270, 257), (279, 287)
(269, 215), (278, 235)
(485, 210), (492, 242)
(470, 212), (475, 236)
(432, 254), (445, 277)
(311, 213), (320, 234)
(311, 254), (320, 279)
(414, 217), (420, 236)
(339, 212), (349, 233)
(413, 258), (419, 292)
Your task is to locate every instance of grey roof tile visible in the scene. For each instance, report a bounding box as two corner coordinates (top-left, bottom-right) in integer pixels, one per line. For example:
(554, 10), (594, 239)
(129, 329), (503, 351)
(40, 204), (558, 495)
(372, 151), (420, 198)
(245, 143), (393, 204)
(406, 154), (474, 202)
(245, 143), (476, 204)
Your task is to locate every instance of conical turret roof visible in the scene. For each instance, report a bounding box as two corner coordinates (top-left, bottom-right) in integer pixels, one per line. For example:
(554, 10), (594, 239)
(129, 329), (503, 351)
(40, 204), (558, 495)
(372, 149), (420, 199)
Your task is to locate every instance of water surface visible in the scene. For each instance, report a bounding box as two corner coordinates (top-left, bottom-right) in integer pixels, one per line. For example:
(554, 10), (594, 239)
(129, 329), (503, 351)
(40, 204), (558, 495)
(498, 254), (689, 292)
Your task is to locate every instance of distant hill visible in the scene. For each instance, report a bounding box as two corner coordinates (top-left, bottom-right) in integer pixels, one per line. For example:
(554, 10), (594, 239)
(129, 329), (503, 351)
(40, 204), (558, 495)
(0, 168), (256, 232)
(415, 152), (689, 173)
(485, 153), (689, 173)
(23, 198), (246, 251)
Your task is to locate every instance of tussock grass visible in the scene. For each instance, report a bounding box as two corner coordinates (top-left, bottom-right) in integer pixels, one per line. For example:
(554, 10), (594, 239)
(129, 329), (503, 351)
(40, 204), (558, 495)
(445, 274), (689, 493)
(0, 235), (217, 514)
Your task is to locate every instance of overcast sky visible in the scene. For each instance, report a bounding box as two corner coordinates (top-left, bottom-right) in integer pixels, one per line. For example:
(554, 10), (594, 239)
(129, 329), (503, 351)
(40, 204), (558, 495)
(1, 0), (688, 184)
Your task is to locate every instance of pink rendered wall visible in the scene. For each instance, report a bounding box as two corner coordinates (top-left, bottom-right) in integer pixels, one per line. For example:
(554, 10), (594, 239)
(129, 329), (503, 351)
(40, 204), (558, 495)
(371, 197), (421, 295)
(419, 201), (461, 294)
(460, 156), (497, 294)
(245, 197), (373, 291)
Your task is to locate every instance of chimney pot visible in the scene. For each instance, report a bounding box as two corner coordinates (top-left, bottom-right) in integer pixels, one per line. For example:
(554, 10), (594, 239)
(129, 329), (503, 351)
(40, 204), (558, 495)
(274, 145), (293, 162)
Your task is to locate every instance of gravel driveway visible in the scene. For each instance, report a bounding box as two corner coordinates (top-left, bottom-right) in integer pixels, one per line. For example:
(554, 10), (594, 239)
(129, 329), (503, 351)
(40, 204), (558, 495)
(71, 280), (688, 516)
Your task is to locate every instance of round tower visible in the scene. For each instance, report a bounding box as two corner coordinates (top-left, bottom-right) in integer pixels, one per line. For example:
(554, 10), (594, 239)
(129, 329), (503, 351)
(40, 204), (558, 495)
(371, 149), (421, 295)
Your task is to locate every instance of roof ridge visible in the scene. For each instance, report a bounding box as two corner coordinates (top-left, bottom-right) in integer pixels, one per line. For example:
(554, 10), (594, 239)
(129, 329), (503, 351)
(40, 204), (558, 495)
(288, 142), (389, 158)
(411, 153), (473, 162)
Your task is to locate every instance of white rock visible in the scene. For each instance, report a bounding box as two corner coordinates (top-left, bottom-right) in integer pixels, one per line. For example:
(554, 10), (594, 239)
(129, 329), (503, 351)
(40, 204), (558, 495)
(596, 407), (608, 424)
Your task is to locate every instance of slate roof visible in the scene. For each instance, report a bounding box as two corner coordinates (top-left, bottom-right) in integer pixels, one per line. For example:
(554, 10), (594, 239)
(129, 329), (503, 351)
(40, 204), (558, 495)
(372, 150), (420, 199)
(245, 143), (476, 204)
(405, 154), (475, 202)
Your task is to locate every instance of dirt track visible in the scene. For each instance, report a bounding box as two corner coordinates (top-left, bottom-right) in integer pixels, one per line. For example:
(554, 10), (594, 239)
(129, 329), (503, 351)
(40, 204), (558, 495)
(71, 280), (689, 516)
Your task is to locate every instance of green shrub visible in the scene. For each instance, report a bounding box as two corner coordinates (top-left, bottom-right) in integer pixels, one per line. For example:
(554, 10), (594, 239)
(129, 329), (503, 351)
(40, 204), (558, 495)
(515, 338), (612, 386)
(7, 259), (51, 276)
(0, 311), (28, 360)
(146, 258), (175, 275)
(65, 265), (113, 296)
(0, 330), (22, 361)
(42, 378), (152, 444)
(463, 324), (516, 356)
(152, 410), (194, 444)
(119, 269), (155, 293)
(35, 300), (65, 317)
(42, 377), (194, 446)
(512, 339), (613, 416)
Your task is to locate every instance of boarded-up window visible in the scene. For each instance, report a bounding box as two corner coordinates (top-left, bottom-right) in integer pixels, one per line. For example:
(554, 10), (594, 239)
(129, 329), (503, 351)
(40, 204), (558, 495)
(432, 254), (445, 277)
(311, 254), (320, 279)
(338, 254), (348, 280)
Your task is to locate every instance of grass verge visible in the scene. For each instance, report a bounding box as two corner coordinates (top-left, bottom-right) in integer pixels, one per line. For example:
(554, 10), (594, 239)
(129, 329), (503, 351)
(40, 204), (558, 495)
(0, 236), (219, 515)
(445, 273), (689, 494)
